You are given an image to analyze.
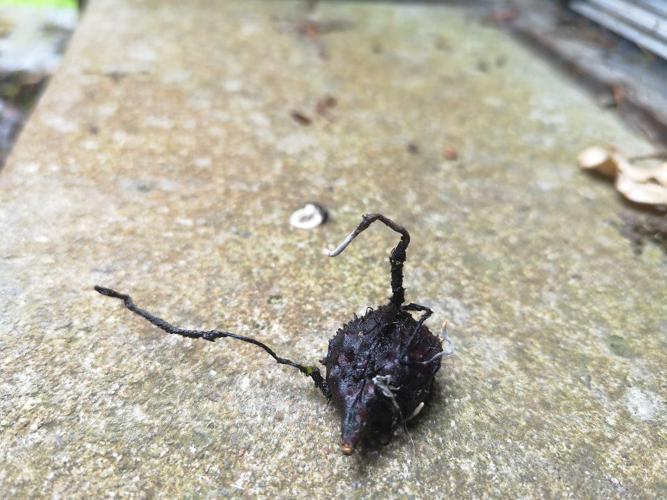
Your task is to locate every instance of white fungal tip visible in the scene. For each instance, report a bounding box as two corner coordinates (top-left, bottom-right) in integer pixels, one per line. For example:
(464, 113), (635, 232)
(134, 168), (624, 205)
(440, 321), (456, 357)
(328, 232), (355, 257)
(407, 402), (425, 421)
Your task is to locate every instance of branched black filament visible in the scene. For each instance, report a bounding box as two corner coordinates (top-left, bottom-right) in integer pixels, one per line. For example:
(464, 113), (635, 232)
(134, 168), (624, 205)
(328, 213), (410, 307)
(328, 214), (433, 356)
(94, 286), (329, 397)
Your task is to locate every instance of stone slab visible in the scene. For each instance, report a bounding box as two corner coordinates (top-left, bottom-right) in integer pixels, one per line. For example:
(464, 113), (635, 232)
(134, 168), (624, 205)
(0, 0), (665, 497)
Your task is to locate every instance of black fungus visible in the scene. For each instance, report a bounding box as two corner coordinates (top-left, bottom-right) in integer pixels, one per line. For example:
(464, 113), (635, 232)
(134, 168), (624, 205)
(95, 213), (446, 455)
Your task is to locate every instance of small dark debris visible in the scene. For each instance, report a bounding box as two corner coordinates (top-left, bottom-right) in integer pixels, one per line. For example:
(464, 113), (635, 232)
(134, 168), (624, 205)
(304, 0), (318, 12)
(267, 294), (283, 304)
(620, 212), (667, 255)
(297, 19), (319, 39)
(315, 95), (337, 115)
(476, 60), (490, 73)
(290, 110), (312, 126)
(296, 18), (352, 38)
(294, 18), (351, 60)
(611, 85), (626, 107)
(607, 334), (635, 358)
(105, 71), (128, 82)
(407, 142), (419, 155)
(434, 35), (450, 51)
(88, 125), (100, 135)
(54, 321), (73, 331)
(443, 147), (459, 161)
(294, 17), (352, 59)
(599, 85), (627, 109)
(136, 181), (154, 193)
(486, 7), (520, 24)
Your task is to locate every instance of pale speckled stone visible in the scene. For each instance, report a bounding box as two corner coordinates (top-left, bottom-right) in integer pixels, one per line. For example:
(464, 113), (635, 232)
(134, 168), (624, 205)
(0, 0), (666, 497)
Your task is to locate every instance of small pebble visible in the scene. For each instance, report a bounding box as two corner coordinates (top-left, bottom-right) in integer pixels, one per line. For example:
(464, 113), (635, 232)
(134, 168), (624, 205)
(290, 111), (312, 126)
(443, 147), (459, 160)
(315, 95), (337, 115)
(289, 203), (329, 229)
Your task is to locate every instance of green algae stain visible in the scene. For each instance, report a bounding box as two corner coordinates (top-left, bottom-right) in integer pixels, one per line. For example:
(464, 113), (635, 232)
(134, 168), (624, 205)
(607, 335), (635, 358)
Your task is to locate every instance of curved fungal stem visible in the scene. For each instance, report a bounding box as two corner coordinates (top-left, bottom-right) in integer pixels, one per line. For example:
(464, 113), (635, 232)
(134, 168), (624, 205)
(403, 305), (433, 351)
(402, 302), (433, 316)
(94, 286), (330, 397)
(328, 213), (410, 307)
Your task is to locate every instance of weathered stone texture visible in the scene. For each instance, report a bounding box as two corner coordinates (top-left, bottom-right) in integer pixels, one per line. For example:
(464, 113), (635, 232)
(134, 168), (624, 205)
(0, 0), (664, 497)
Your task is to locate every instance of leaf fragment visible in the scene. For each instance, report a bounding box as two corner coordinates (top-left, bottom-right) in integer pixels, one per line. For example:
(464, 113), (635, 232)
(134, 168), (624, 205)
(578, 146), (667, 207)
(577, 146), (618, 177)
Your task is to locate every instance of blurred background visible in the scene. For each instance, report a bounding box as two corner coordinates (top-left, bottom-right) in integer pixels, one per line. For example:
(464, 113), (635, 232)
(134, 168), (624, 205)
(0, 0), (77, 164)
(3, 0), (667, 167)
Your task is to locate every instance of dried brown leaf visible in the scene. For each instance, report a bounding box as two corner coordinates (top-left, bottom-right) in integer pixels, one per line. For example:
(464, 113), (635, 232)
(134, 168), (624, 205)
(579, 146), (667, 206)
(616, 173), (667, 206)
(615, 154), (667, 186)
(577, 146), (618, 177)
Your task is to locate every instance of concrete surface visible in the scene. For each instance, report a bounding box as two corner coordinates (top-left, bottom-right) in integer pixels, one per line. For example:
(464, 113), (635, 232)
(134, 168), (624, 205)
(0, 0), (665, 497)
